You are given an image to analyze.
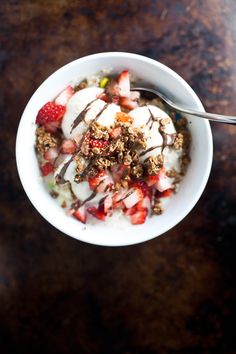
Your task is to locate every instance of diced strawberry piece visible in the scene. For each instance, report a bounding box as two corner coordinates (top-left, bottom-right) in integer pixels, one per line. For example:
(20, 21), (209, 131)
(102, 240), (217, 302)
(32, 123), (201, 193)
(115, 112), (133, 123)
(147, 174), (159, 187)
(110, 126), (122, 139)
(89, 170), (113, 192)
(97, 92), (110, 103)
(155, 168), (173, 192)
(123, 187), (144, 209)
(40, 162), (54, 176)
(61, 139), (76, 154)
(89, 139), (109, 149)
(73, 205), (87, 224)
(55, 85), (74, 106)
(111, 95), (120, 105)
(120, 96), (138, 110)
(155, 188), (174, 198)
(44, 120), (61, 133)
(129, 208), (148, 225)
(44, 147), (58, 162)
(36, 102), (65, 125)
(136, 196), (151, 210)
(124, 205), (137, 216)
(133, 181), (149, 197)
(117, 70), (130, 97)
(87, 206), (106, 221)
(112, 190), (126, 209)
(103, 195), (113, 214)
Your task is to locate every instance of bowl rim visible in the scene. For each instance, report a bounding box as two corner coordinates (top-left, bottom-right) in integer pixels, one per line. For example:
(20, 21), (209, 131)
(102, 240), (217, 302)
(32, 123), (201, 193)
(16, 52), (213, 246)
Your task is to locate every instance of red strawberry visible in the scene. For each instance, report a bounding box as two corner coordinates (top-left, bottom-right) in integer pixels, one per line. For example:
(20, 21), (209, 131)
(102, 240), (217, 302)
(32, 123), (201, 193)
(87, 206), (106, 221)
(124, 205), (137, 216)
(117, 70), (130, 97)
(36, 102), (65, 125)
(112, 190), (126, 209)
(44, 120), (61, 133)
(155, 168), (173, 192)
(89, 139), (109, 149)
(55, 85), (74, 106)
(147, 174), (159, 187)
(97, 92), (110, 103)
(123, 187), (144, 209)
(155, 188), (174, 198)
(129, 208), (148, 225)
(110, 127), (122, 139)
(120, 97), (138, 110)
(111, 95), (120, 105)
(44, 147), (58, 162)
(61, 139), (77, 154)
(88, 170), (113, 192)
(73, 205), (87, 224)
(133, 181), (149, 197)
(103, 195), (113, 214)
(40, 162), (54, 176)
(136, 196), (151, 210)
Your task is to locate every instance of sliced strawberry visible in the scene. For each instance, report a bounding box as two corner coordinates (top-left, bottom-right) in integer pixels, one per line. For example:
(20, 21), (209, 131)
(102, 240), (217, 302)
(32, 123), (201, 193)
(110, 126), (122, 139)
(112, 190), (126, 209)
(88, 170), (113, 192)
(36, 102), (66, 125)
(89, 139), (109, 149)
(115, 112), (133, 123)
(87, 206), (106, 221)
(44, 147), (58, 162)
(73, 205), (87, 224)
(55, 85), (74, 106)
(111, 95), (120, 105)
(40, 162), (54, 176)
(147, 174), (159, 187)
(120, 96), (138, 110)
(44, 120), (61, 133)
(61, 139), (77, 154)
(155, 188), (174, 198)
(123, 187), (144, 209)
(155, 168), (173, 192)
(117, 70), (130, 97)
(129, 208), (148, 225)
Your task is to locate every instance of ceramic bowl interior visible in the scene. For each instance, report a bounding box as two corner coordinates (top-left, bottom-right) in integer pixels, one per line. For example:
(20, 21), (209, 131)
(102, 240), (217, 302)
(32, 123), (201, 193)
(16, 52), (213, 246)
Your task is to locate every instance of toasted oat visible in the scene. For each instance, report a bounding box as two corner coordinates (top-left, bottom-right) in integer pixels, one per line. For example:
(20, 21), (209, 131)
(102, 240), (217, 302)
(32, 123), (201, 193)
(173, 133), (184, 149)
(90, 122), (110, 140)
(35, 127), (57, 153)
(74, 155), (85, 173)
(152, 200), (163, 215)
(146, 155), (163, 175)
(131, 164), (143, 178)
(95, 157), (113, 170)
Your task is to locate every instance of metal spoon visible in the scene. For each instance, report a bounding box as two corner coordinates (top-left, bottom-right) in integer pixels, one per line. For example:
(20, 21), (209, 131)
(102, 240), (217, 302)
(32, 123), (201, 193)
(131, 87), (236, 124)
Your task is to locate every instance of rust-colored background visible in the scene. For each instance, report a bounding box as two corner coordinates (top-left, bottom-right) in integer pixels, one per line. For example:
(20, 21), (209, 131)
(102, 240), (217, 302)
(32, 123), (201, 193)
(1, 1), (236, 353)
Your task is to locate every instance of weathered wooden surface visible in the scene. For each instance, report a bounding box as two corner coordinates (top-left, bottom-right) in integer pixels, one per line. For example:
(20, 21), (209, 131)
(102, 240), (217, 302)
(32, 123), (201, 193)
(0, 1), (236, 353)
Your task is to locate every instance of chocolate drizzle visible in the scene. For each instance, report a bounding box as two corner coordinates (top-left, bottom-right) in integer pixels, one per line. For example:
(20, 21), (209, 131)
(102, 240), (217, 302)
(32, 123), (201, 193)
(55, 156), (74, 184)
(70, 99), (98, 133)
(139, 145), (161, 157)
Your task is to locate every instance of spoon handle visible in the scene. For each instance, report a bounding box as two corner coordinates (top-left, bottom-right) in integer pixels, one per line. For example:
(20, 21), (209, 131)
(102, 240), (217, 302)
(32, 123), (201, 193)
(133, 87), (236, 124)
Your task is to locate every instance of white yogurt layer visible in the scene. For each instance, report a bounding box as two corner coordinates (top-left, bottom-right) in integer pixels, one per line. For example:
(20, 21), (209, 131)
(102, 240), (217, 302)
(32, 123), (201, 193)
(62, 87), (120, 139)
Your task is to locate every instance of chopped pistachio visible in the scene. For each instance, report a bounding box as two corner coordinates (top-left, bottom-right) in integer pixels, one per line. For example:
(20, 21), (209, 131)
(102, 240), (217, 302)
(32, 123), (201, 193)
(99, 77), (109, 88)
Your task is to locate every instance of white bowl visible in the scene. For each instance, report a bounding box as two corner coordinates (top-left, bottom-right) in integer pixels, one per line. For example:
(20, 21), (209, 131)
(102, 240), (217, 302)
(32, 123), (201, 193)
(16, 52), (213, 246)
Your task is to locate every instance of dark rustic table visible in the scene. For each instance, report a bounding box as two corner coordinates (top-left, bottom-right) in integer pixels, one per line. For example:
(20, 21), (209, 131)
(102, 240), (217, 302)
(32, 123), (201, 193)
(1, 1), (236, 353)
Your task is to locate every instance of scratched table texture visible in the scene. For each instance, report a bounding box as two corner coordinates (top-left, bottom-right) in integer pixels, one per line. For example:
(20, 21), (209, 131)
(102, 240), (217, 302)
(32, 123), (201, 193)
(1, 1), (236, 354)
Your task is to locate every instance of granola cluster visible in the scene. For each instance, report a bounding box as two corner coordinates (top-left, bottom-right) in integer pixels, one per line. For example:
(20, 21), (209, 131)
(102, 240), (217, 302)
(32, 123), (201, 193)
(35, 127), (57, 153)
